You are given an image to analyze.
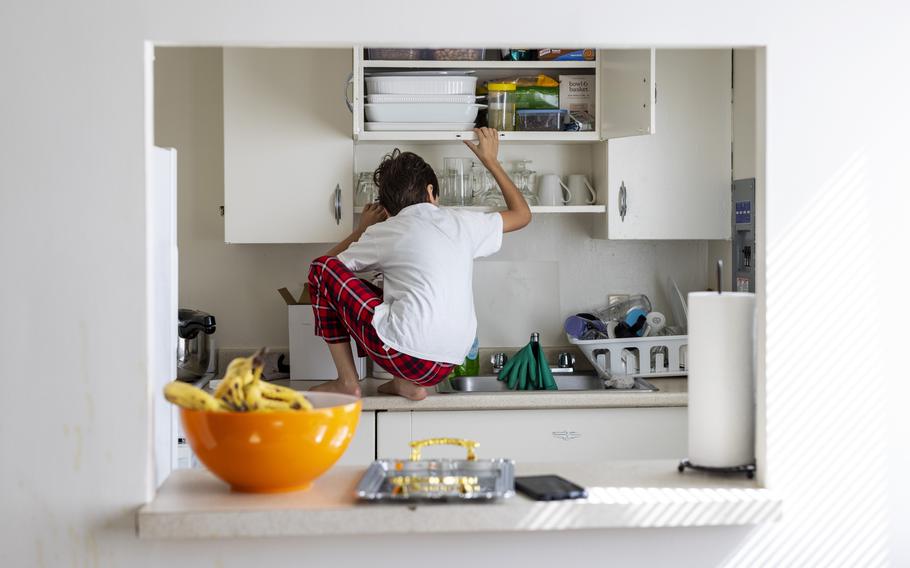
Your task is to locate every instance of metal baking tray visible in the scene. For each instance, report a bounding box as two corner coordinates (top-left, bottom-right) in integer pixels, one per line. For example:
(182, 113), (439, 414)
(355, 438), (515, 502)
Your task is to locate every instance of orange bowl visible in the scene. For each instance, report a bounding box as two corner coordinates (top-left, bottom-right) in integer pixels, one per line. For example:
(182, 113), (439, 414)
(180, 391), (361, 493)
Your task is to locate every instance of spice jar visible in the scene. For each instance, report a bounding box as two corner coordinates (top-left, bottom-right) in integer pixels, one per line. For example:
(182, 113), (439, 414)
(486, 82), (517, 131)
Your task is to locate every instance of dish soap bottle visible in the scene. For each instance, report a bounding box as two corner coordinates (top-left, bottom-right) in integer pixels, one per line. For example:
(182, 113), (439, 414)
(452, 336), (480, 377)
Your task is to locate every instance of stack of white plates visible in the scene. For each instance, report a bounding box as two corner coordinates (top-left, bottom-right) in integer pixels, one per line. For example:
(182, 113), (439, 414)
(364, 73), (482, 131)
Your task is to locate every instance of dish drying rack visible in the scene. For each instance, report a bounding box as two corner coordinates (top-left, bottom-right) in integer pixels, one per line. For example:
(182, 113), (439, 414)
(567, 334), (688, 388)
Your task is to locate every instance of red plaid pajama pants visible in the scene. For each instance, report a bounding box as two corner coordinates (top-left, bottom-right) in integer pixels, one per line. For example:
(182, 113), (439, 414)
(307, 256), (455, 387)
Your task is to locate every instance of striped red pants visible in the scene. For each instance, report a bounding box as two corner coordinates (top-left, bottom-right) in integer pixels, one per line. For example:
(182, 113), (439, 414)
(307, 256), (454, 387)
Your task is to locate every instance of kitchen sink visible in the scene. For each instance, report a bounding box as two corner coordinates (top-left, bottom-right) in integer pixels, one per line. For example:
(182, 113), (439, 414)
(436, 372), (658, 393)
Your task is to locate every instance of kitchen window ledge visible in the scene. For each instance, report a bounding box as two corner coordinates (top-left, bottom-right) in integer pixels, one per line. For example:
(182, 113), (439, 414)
(137, 460), (780, 539)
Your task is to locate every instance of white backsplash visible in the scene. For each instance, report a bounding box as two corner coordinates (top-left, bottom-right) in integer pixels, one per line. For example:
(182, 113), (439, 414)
(476, 214), (709, 347)
(474, 260), (563, 347)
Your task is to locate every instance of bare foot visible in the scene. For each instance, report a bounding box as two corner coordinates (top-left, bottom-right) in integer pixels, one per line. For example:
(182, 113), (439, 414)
(377, 377), (427, 401)
(309, 378), (362, 398)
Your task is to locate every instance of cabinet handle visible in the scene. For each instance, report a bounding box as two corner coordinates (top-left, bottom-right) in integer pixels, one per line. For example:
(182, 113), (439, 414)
(619, 181), (627, 221)
(343, 72), (354, 113)
(334, 184), (342, 225)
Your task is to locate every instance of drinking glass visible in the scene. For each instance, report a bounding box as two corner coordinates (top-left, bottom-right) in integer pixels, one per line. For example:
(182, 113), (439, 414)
(441, 158), (470, 206)
(469, 161), (485, 199)
(512, 160), (539, 206)
(355, 172), (377, 206)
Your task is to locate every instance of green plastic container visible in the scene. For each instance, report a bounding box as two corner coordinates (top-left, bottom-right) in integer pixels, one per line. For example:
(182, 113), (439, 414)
(514, 86), (559, 110)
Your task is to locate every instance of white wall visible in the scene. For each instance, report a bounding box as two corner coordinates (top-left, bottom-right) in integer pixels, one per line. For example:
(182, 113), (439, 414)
(156, 48), (709, 349)
(1, 1), (908, 567)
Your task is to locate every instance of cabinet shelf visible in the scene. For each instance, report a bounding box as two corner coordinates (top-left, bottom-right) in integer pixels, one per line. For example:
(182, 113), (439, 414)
(363, 60), (597, 70)
(356, 131), (601, 143)
(354, 205), (606, 214)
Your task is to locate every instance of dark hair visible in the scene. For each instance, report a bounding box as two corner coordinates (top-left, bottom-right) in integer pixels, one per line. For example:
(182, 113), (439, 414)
(372, 149), (439, 216)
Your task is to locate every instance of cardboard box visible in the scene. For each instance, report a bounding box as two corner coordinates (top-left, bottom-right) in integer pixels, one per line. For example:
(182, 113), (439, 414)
(559, 75), (595, 116)
(279, 285), (366, 381)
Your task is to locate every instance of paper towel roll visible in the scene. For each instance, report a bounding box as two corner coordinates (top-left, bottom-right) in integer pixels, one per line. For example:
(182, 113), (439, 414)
(687, 291), (756, 467)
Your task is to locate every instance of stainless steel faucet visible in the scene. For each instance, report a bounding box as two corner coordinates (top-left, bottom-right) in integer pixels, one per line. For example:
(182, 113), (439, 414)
(491, 352), (508, 373)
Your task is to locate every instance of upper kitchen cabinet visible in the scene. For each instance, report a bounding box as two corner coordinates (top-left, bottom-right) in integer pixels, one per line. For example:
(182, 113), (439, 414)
(593, 49), (732, 240)
(223, 48), (353, 244)
(351, 48), (656, 143)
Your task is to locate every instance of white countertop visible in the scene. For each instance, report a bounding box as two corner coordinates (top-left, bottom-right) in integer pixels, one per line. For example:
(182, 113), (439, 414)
(138, 460), (778, 539)
(268, 377), (687, 412)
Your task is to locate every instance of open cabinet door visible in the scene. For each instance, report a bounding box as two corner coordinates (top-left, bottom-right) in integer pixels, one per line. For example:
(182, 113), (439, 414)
(605, 49), (732, 240)
(600, 49), (657, 138)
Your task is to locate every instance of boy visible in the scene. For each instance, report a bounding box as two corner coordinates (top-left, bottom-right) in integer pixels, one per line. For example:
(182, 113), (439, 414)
(308, 128), (531, 400)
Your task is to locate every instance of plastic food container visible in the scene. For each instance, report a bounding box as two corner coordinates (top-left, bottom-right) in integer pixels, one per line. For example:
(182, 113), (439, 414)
(366, 94), (478, 104)
(426, 48), (486, 61)
(364, 122), (475, 132)
(366, 48), (424, 60)
(364, 102), (486, 123)
(514, 86), (560, 109)
(486, 82), (517, 131)
(365, 75), (477, 96)
(517, 109), (569, 131)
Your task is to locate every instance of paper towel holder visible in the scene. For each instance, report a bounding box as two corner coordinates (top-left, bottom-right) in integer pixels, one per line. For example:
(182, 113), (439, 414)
(679, 264), (757, 479)
(677, 459), (756, 479)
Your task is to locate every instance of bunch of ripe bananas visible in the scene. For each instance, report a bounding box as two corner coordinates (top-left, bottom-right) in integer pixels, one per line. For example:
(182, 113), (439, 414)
(164, 349), (313, 412)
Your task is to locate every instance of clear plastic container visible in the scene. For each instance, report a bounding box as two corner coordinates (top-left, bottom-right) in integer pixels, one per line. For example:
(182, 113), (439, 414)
(366, 48), (424, 60)
(517, 109), (568, 131)
(427, 49), (486, 61)
(486, 82), (517, 131)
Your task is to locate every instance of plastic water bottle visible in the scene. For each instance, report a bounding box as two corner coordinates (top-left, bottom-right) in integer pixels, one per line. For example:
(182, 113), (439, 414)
(593, 294), (652, 327)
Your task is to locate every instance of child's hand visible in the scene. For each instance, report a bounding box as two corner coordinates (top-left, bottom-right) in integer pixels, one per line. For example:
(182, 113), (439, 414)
(463, 127), (500, 167)
(357, 203), (388, 233)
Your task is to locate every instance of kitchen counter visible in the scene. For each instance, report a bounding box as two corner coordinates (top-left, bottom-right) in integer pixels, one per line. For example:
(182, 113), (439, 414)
(138, 459), (778, 539)
(266, 377), (687, 412)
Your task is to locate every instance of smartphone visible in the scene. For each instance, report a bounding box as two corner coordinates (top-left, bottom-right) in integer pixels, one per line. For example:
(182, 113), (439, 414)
(515, 475), (588, 501)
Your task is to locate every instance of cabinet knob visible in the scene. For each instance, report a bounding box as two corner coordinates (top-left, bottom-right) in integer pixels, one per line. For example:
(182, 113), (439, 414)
(334, 184), (342, 225)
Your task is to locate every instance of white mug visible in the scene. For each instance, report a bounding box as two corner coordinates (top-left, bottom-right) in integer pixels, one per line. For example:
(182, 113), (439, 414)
(537, 174), (572, 206)
(566, 174), (596, 205)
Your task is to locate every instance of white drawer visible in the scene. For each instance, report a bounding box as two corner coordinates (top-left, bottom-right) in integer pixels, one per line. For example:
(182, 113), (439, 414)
(378, 408), (687, 462)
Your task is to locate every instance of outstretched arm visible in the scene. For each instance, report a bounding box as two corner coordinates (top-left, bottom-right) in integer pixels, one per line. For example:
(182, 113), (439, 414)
(464, 127), (532, 233)
(324, 203), (387, 257)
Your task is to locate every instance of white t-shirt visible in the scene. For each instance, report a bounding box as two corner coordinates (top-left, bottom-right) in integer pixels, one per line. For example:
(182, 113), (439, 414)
(337, 203), (503, 364)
